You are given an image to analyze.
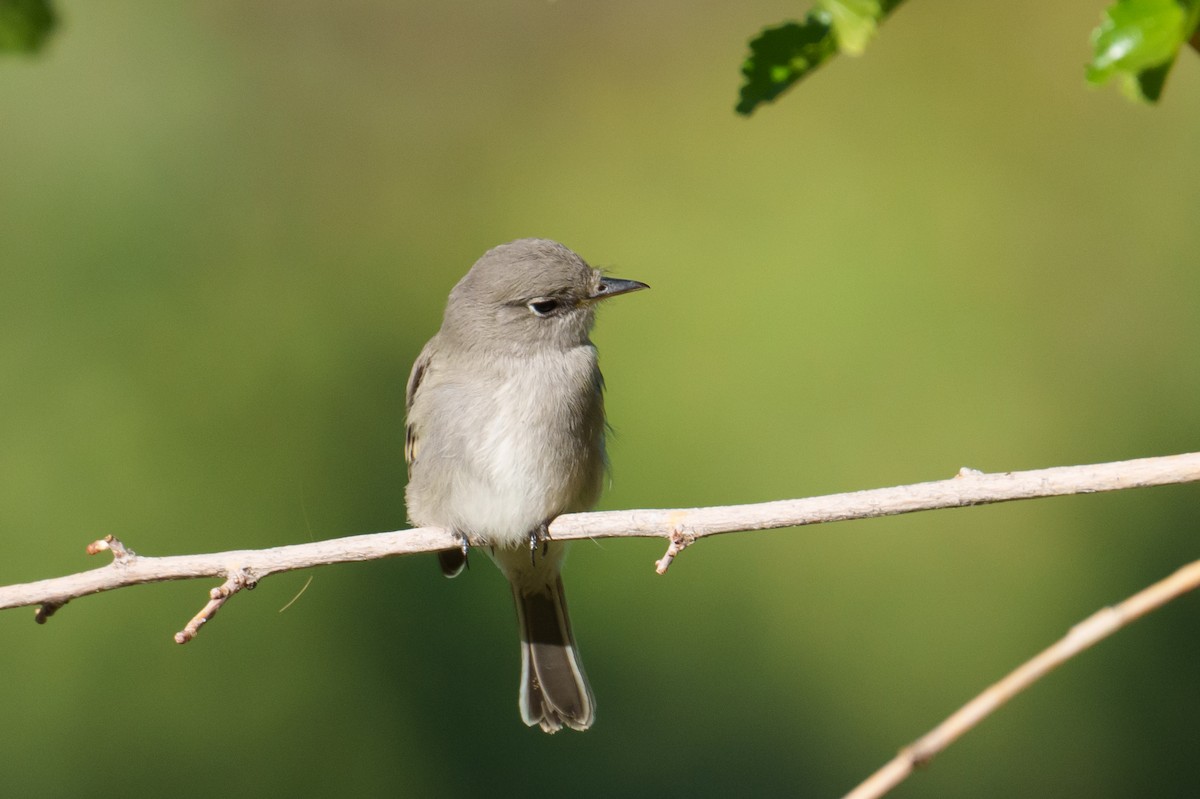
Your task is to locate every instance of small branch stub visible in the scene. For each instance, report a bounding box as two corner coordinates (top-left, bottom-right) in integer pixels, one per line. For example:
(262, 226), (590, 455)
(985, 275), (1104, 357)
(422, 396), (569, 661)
(655, 514), (695, 575)
(34, 602), (63, 624)
(86, 534), (134, 561)
(174, 571), (256, 645)
(36, 536), (136, 623)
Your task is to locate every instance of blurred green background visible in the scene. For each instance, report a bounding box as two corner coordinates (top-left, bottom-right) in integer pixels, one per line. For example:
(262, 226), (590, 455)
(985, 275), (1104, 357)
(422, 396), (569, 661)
(2, 2), (1199, 797)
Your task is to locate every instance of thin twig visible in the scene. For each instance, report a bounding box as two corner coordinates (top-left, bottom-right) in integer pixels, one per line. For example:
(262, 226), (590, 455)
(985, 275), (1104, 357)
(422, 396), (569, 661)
(0, 452), (1197, 642)
(844, 558), (1200, 799)
(174, 569), (256, 644)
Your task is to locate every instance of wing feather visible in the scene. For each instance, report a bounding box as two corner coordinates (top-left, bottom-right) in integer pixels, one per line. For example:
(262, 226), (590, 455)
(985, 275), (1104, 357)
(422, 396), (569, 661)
(404, 345), (434, 469)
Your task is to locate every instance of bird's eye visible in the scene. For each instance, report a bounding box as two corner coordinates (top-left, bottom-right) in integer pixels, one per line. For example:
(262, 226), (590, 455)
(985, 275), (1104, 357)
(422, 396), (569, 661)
(528, 299), (560, 317)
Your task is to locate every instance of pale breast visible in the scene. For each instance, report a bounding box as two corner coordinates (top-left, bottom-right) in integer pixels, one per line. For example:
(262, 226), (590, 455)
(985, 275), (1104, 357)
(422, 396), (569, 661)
(408, 346), (606, 547)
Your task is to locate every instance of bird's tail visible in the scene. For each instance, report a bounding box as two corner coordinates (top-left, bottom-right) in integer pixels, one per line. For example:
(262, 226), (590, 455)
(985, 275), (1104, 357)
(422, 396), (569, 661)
(512, 575), (595, 733)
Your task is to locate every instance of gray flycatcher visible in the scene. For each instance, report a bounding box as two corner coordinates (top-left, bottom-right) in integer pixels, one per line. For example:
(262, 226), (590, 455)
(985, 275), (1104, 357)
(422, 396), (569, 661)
(404, 238), (648, 733)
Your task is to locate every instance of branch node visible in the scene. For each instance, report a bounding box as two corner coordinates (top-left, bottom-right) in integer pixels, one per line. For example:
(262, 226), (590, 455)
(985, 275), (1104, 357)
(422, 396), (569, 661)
(86, 534), (136, 562)
(655, 515), (696, 575)
(174, 569), (253, 645)
(906, 741), (935, 769)
(35, 601), (65, 624)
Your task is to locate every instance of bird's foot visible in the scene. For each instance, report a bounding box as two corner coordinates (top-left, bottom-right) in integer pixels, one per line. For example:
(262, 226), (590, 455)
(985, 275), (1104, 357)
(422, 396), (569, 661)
(528, 522), (550, 566)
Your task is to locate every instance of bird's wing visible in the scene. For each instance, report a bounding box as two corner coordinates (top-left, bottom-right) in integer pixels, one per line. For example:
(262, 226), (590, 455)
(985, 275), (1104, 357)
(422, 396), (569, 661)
(404, 343), (435, 470)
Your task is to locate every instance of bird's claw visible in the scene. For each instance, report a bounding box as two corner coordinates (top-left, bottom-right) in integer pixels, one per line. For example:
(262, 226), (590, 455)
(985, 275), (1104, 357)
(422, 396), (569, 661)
(528, 523), (550, 565)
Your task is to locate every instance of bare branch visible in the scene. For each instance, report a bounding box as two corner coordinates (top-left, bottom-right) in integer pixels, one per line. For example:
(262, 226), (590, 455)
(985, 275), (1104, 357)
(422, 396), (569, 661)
(1, 451), (1197, 642)
(3, 526), (458, 625)
(550, 451), (1200, 543)
(843, 557), (1200, 799)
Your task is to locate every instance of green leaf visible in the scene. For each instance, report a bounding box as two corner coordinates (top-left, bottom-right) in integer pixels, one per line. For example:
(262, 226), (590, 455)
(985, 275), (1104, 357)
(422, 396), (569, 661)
(0, 0), (56, 54)
(736, 15), (838, 117)
(736, 1), (905, 116)
(1086, 0), (1200, 102)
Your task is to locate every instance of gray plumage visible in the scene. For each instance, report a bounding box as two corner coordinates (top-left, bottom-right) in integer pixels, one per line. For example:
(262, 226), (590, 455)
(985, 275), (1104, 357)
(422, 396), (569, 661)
(404, 238), (647, 732)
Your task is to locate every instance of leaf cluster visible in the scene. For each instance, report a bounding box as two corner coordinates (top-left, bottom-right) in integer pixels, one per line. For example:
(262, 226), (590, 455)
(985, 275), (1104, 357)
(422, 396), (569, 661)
(737, 0), (1200, 114)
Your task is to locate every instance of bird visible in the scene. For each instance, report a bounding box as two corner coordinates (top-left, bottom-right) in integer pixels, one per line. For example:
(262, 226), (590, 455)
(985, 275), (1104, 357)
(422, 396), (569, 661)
(404, 238), (648, 732)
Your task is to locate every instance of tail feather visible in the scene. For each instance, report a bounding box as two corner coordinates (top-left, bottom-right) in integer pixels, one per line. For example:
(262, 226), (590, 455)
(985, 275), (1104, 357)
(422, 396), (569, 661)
(513, 576), (595, 733)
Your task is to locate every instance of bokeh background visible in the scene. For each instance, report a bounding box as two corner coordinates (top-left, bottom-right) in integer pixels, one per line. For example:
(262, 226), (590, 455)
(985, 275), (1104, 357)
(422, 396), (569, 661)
(2, 2), (1199, 797)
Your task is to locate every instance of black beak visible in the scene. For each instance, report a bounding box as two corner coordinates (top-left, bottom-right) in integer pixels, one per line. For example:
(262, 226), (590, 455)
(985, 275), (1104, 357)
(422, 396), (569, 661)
(592, 276), (650, 301)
